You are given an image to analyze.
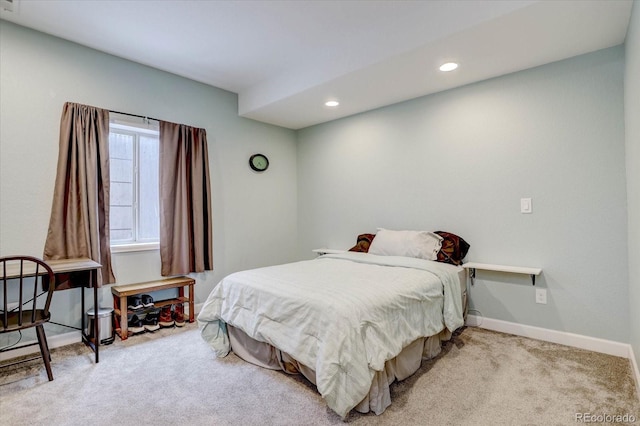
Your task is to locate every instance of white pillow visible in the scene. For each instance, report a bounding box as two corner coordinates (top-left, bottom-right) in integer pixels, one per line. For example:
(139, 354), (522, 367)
(368, 228), (443, 260)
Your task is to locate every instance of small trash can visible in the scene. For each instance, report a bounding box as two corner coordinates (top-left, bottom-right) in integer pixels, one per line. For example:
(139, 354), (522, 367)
(86, 307), (115, 345)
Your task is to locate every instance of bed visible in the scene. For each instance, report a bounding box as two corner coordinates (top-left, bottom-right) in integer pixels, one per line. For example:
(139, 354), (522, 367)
(198, 229), (470, 418)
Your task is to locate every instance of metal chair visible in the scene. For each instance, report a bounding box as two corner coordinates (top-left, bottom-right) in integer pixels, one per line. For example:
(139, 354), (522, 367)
(1, 256), (56, 381)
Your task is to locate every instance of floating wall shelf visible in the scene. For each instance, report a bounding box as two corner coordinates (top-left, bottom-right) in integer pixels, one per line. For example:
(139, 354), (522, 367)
(462, 262), (542, 286)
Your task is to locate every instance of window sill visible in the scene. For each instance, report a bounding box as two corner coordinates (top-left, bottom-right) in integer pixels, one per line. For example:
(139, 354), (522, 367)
(110, 242), (159, 253)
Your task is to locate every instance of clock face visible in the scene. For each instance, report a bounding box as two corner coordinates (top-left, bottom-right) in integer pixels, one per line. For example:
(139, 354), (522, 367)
(249, 154), (269, 172)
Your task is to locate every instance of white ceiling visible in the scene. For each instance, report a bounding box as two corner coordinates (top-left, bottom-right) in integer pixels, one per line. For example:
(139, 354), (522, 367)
(0, 0), (633, 129)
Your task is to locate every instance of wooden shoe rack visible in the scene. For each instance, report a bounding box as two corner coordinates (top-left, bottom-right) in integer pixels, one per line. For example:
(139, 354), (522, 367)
(111, 276), (195, 340)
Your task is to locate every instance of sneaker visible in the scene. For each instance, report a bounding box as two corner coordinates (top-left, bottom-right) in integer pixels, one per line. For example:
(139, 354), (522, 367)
(127, 296), (143, 311)
(173, 303), (186, 327)
(127, 313), (145, 335)
(143, 308), (160, 332)
(159, 305), (174, 328)
(141, 294), (154, 308)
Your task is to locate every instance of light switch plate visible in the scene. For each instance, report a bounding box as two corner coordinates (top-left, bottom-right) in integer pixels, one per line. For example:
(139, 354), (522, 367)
(521, 198), (532, 214)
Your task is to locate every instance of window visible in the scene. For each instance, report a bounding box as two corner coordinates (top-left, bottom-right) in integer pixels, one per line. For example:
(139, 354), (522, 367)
(109, 119), (159, 251)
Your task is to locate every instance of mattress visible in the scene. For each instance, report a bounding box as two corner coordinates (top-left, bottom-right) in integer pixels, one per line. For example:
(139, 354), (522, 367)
(198, 252), (466, 417)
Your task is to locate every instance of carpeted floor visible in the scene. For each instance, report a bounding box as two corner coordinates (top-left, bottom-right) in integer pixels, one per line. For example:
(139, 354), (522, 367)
(0, 325), (638, 425)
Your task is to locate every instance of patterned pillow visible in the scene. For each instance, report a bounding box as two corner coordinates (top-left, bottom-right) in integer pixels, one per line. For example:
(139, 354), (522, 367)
(434, 231), (470, 265)
(348, 233), (376, 253)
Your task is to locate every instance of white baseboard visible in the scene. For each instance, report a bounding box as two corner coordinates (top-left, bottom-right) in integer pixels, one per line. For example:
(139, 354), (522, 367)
(465, 315), (630, 358)
(0, 331), (81, 362)
(630, 345), (640, 403)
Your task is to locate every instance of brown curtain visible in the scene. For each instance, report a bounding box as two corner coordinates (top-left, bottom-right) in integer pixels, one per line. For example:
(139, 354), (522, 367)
(159, 121), (213, 276)
(43, 102), (115, 286)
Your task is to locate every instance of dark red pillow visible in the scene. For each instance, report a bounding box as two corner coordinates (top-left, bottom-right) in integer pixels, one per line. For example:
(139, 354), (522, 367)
(434, 231), (470, 266)
(348, 233), (376, 253)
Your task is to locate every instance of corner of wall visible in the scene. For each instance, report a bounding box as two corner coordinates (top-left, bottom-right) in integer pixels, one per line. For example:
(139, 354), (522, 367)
(625, 0), (640, 383)
(630, 344), (640, 403)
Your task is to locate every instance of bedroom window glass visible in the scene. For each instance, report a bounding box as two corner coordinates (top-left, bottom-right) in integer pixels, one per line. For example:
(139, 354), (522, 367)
(108, 121), (160, 249)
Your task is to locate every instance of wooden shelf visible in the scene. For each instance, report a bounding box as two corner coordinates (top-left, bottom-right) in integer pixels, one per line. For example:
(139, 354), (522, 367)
(113, 296), (190, 317)
(111, 276), (194, 297)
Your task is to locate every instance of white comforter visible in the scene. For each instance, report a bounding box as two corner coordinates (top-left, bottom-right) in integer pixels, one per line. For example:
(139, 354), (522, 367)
(198, 252), (464, 418)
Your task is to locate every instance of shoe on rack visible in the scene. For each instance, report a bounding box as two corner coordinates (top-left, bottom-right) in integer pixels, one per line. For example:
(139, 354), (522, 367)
(143, 308), (161, 332)
(141, 294), (155, 308)
(159, 305), (174, 328)
(127, 296), (143, 311)
(173, 303), (186, 327)
(127, 313), (145, 335)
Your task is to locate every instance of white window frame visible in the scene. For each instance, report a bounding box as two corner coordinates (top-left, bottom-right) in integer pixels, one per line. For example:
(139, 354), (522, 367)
(109, 118), (160, 253)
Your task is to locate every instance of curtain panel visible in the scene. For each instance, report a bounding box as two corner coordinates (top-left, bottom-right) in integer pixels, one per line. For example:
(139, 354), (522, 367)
(159, 121), (213, 276)
(43, 102), (115, 286)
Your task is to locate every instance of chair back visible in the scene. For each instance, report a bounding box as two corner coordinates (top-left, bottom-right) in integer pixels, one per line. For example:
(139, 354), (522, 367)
(1, 256), (55, 332)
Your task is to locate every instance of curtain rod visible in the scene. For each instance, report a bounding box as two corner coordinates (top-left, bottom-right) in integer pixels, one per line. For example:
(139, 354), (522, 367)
(108, 108), (201, 130)
(109, 109), (161, 123)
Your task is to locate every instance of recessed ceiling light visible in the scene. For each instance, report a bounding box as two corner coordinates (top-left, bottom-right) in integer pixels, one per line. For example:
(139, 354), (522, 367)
(439, 62), (458, 72)
(325, 100), (340, 107)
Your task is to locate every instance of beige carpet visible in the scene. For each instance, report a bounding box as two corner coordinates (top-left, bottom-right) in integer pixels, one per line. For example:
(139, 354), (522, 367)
(0, 325), (638, 425)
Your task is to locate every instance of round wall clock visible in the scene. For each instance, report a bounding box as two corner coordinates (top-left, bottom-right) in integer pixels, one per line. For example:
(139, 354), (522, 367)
(249, 153), (269, 172)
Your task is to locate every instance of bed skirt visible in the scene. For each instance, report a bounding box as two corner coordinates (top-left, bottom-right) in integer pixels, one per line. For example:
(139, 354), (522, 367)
(228, 325), (452, 415)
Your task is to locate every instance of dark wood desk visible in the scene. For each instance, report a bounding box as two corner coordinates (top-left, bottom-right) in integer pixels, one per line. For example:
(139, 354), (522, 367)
(4, 258), (103, 363)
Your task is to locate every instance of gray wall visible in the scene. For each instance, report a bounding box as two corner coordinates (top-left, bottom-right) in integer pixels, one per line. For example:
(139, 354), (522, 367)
(625, 1), (640, 370)
(0, 21), (299, 328)
(297, 46), (629, 343)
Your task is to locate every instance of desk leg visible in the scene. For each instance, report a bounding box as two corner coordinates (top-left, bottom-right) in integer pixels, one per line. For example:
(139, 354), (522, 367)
(93, 274), (99, 363)
(81, 286), (85, 338)
(81, 270), (100, 363)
